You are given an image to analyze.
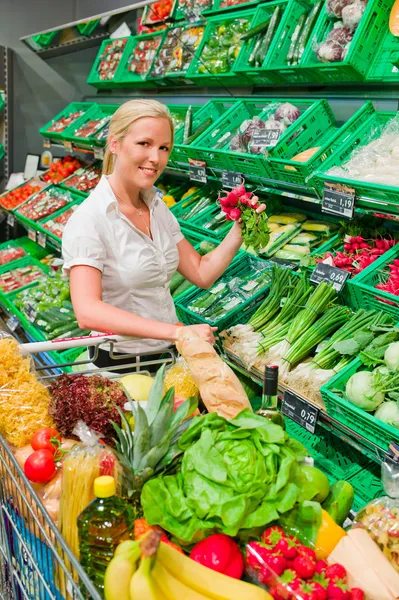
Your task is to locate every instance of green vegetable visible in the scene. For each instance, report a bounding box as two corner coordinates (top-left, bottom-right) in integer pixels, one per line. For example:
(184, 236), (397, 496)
(294, 465), (330, 503)
(256, 6), (280, 67)
(241, 18), (271, 41)
(170, 272), (186, 295)
(385, 342), (399, 371)
(172, 279), (193, 298)
(322, 480), (354, 526)
(345, 371), (386, 411)
(183, 105), (192, 145)
(141, 409), (323, 544)
(287, 12), (307, 65)
(375, 401), (399, 428)
(293, 0), (323, 65)
(185, 118), (213, 145)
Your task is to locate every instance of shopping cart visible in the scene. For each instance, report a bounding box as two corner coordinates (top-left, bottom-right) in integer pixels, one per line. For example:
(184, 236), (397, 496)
(0, 334), (175, 600)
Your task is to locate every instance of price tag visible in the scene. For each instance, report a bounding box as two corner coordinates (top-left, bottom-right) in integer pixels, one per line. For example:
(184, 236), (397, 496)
(43, 138), (51, 149)
(322, 182), (355, 219)
(221, 170), (242, 189)
(310, 263), (349, 292)
(6, 315), (20, 332)
(37, 232), (47, 248)
(388, 442), (399, 463)
(25, 304), (37, 323)
(27, 229), (36, 242)
(282, 390), (319, 434)
(188, 158), (207, 184)
(252, 128), (281, 148)
(7, 213), (15, 227)
(94, 147), (104, 160)
(63, 141), (73, 152)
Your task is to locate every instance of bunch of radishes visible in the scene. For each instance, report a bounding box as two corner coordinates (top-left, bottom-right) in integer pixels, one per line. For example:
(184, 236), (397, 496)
(318, 236), (396, 276)
(219, 183), (269, 251)
(375, 258), (399, 303)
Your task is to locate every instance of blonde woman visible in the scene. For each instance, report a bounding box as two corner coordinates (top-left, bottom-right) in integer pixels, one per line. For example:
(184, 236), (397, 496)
(62, 99), (263, 372)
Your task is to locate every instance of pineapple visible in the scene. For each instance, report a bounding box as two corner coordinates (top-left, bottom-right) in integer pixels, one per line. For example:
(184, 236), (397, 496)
(113, 364), (197, 512)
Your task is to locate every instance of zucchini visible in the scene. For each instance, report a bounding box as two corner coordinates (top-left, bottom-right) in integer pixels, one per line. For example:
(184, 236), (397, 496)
(173, 279), (193, 298)
(185, 118), (213, 145)
(249, 33), (264, 66)
(49, 321), (79, 339)
(170, 272), (186, 294)
(241, 17), (271, 41)
(256, 6), (281, 67)
(287, 12), (307, 65)
(56, 327), (89, 339)
(183, 105), (192, 145)
(294, 0), (323, 64)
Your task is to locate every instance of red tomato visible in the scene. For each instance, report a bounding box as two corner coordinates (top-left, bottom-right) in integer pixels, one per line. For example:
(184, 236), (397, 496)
(24, 450), (56, 483)
(31, 428), (61, 454)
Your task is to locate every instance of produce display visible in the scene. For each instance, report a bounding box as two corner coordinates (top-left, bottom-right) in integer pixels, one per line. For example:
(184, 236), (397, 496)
(0, 180), (43, 210)
(284, 0), (324, 66)
(0, 263), (44, 293)
(127, 36), (163, 76)
(45, 109), (86, 134)
(143, 0), (175, 24)
(0, 244), (25, 266)
(41, 156), (84, 184)
(41, 204), (79, 239)
(177, 0), (213, 17)
(195, 18), (250, 75)
(62, 162), (102, 193)
(316, 0), (367, 63)
(16, 187), (73, 221)
(96, 38), (127, 81)
(73, 116), (112, 139)
(246, 6), (284, 68)
(151, 25), (204, 77)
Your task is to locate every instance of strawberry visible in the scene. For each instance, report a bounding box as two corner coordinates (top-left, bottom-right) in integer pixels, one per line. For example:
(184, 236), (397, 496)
(327, 580), (351, 600)
(246, 542), (270, 570)
(293, 555), (316, 580)
(269, 586), (285, 600)
(311, 582), (328, 600)
(275, 536), (298, 560)
(295, 582), (319, 600)
(276, 569), (302, 599)
(315, 560), (328, 574)
(262, 525), (286, 547)
(258, 564), (277, 587)
(297, 545), (317, 562)
(325, 564), (347, 582)
(258, 554), (286, 586)
(350, 589), (365, 600)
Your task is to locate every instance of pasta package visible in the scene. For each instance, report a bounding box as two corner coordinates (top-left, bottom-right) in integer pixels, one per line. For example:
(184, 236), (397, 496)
(176, 328), (252, 419)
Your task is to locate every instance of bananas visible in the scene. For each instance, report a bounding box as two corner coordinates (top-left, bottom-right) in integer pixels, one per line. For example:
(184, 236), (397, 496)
(105, 535), (271, 600)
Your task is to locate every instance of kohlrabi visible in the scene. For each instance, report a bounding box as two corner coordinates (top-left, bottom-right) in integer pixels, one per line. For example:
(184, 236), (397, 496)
(345, 371), (385, 411)
(384, 342), (399, 371)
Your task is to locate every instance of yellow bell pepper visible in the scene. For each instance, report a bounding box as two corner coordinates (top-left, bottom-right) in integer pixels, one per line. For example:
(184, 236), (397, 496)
(315, 509), (346, 560)
(181, 186), (198, 201)
(163, 194), (176, 208)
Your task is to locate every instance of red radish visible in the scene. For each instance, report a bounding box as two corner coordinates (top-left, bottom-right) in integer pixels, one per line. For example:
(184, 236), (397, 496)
(229, 208), (241, 221)
(219, 196), (231, 207)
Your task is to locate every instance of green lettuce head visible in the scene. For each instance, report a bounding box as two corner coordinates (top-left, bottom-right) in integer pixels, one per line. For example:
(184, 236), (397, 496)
(141, 410), (317, 544)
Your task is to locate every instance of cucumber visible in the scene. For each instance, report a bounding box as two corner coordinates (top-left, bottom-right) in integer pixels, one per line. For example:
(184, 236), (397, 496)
(183, 105), (192, 145)
(170, 272), (186, 294)
(49, 321), (79, 339)
(287, 12), (307, 65)
(241, 17), (271, 41)
(294, 0), (323, 64)
(322, 481), (354, 526)
(56, 327), (89, 339)
(256, 6), (281, 67)
(173, 279), (193, 298)
(185, 118), (213, 145)
(249, 33), (264, 66)
(199, 240), (217, 254)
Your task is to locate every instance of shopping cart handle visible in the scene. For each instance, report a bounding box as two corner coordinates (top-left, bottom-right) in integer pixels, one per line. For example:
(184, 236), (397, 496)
(18, 333), (133, 356)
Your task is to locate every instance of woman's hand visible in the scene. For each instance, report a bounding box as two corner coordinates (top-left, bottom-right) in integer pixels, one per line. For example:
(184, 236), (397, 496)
(179, 324), (218, 345)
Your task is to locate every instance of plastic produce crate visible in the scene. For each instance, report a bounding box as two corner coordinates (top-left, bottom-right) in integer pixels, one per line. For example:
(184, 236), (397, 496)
(347, 462), (384, 508)
(14, 185), (79, 233)
(39, 102), (96, 141)
(115, 33), (165, 88)
(0, 256), (51, 300)
(300, 0), (391, 84)
(176, 253), (272, 330)
(0, 177), (48, 211)
(233, 0), (289, 86)
(65, 103), (120, 147)
(313, 103), (399, 208)
(31, 31), (59, 48)
(320, 357), (399, 455)
(59, 161), (102, 196)
(267, 100), (373, 193)
(76, 19), (100, 36)
(37, 198), (85, 246)
(210, 0), (260, 13)
(87, 37), (129, 89)
(185, 9), (255, 87)
(167, 104), (201, 135)
(366, 28), (399, 82)
(171, 98), (238, 168)
(0, 144), (4, 162)
(0, 94), (4, 114)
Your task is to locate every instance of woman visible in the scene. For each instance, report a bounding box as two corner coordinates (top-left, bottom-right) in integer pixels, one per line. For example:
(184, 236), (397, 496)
(62, 99), (263, 372)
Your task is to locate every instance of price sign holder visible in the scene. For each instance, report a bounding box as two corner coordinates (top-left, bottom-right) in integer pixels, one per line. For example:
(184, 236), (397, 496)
(6, 315), (20, 332)
(37, 232), (47, 248)
(310, 262), (349, 292)
(63, 141), (73, 152)
(27, 229), (36, 242)
(322, 182), (355, 219)
(282, 390), (319, 434)
(221, 170), (242, 189)
(26, 304), (37, 323)
(94, 147), (104, 160)
(7, 213), (15, 227)
(252, 128), (281, 148)
(188, 158), (207, 184)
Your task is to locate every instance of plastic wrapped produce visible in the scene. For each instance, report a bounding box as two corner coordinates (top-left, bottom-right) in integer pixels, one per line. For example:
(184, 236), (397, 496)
(274, 102), (301, 125)
(316, 39), (344, 62)
(96, 38), (127, 81)
(342, 0), (367, 30)
(326, 0), (354, 17)
(328, 21), (354, 44)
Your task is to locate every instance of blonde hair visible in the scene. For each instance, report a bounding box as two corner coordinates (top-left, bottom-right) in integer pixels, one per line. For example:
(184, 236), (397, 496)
(103, 99), (175, 175)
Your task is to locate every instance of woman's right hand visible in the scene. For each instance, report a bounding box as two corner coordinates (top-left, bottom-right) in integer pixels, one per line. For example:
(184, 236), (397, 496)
(178, 324), (218, 345)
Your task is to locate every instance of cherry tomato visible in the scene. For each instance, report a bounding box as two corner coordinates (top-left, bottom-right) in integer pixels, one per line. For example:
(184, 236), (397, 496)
(31, 427), (61, 455)
(24, 449), (56, 483)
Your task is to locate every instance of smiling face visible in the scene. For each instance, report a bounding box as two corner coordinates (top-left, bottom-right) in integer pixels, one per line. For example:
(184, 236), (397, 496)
(111, 116), (172, 189)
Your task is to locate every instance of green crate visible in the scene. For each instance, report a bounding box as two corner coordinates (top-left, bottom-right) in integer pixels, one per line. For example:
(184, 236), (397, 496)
(0, 237), (47, 268)
(366, 29), (399, 82)
(87, 37), (130, 89)
(37, 197), (85, 245)
(167, 104), (201, 136)
(193, 99), (274, 176)
(59, 161), (102, 197)
(0, 256), (51, 301)
(76, 19), (100, 36)
(300, 0), (391, 84)
(65, 104), (120, 147)
(0, 94), (4, 114)
(39, 102), (96, 141)
(185, 9), (255, 86)
(181, 204), (233, 241)
(313, 104), (399, 207)
(233, 0), (289, 85)
(0, 291), (45, 341)
(171, 98), (238, 167)
(0, 144), (4, 162)
(347, 463), (384, 508)
(15, 185), (79, 230)
(31, 31), (59, 48)
(114, 33), (165, 88)
(176, 253), (272, 330)
(320, 357), (399, 455)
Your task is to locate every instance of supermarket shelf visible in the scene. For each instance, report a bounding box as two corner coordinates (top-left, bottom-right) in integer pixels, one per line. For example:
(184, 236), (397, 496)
(28, 32), (110, 60)
(222, 348), (389, 465)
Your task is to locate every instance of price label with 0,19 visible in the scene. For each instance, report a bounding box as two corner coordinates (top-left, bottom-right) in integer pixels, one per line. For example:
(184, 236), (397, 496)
(281, 390), (319, 434)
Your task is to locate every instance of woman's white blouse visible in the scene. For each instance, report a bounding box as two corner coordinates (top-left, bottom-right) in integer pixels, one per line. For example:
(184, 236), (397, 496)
(62, 175), (184, 354)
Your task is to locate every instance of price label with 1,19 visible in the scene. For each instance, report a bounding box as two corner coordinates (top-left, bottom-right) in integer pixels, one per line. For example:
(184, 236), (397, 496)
(188, 158), (207, 184)
(322, 182), (355, 219)
(310, 262), (349, 292)
(281, 390), (319, 434)
(221, 170), (242, 189)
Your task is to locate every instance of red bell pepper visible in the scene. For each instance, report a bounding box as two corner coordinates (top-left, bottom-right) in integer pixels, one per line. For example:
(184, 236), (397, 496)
(189, 534), (244, 579)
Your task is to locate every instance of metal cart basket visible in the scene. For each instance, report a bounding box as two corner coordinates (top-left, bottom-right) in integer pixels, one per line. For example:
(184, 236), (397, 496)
(0, 334), (175, 600)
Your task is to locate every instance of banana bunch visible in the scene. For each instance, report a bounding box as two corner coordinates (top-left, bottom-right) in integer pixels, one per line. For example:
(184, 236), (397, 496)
(105, 531), (271, 600)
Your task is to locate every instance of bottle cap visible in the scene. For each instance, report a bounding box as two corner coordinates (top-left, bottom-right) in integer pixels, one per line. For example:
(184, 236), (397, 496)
(94, 476), (116, 498)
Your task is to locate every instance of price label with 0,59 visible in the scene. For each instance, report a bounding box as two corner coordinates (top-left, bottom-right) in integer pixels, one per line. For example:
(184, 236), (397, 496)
(310, 262), (349, 292)
(281, 390), (319, 434)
